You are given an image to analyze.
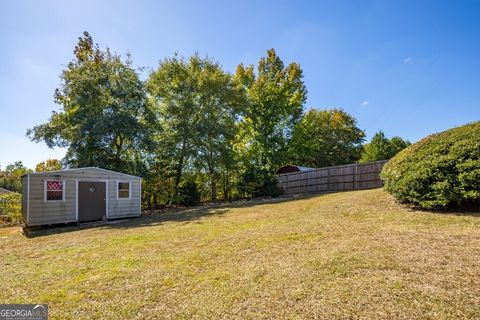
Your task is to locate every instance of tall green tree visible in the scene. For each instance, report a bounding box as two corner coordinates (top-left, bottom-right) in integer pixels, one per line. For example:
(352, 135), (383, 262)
(27, 32), (154, 174)
(360, 131), (411, 163)
(390, 136), (411, 155)
(289, 109), (365, 167)
(147, 55), (245, 202)
(147, 54), (199, 201)
(235, 49), (307, 172)
(193, 57), (245, 202)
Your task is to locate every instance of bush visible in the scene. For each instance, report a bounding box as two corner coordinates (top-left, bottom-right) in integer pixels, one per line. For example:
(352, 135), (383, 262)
(0, 192), (22, 225)
(381, 121), (480, 209)
(239, 167), (283, 198)
(178, 180), (201, 206)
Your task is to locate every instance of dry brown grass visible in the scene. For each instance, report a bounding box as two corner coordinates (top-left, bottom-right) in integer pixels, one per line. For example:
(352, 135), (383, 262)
(1, 189), (479, 319)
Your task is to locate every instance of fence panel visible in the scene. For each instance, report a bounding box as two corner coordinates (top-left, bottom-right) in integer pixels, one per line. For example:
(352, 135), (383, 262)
(276, 160), (387, 195)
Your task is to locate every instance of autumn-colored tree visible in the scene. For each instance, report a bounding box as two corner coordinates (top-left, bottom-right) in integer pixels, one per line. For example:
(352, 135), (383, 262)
(35, 159), (62, 172)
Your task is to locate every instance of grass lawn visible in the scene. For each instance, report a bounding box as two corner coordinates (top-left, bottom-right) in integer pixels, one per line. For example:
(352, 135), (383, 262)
(1, 188), (479, 319)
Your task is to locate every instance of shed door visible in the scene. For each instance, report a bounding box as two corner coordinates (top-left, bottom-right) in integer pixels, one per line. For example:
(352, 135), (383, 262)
(78, 182), (106, 222)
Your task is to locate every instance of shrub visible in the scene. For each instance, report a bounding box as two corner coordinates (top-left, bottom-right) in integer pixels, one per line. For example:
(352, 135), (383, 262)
(178, 180), (201, 206)
(0, 192), (23, 225)
(239, 167), (283, 198)
(381, 121), (480, 209)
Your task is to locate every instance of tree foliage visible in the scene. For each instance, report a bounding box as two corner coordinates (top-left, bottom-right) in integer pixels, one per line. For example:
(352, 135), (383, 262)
(178, 179), (201, 206)
(146, 54), (245, 203)
(0, 192), (22, 225)
(0, 162), (31, 193)
(359, 131), (410, 163)
(381, 121), (480, 209)
(27, 32), (154, 175)
(35, 159), (62, 172)
(235, 49), (307, 172)
(289, 109), (365, 167)
(25, 32), (417, 209)
(146, 54), (198, 201)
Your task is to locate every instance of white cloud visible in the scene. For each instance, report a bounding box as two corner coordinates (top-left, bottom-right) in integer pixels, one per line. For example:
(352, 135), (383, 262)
(361, 101), (370, 106)
(403, 57), (412, 63)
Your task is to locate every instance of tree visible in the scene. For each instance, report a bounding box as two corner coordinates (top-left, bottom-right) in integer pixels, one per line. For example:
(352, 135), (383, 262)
(235, 49), (307, 172)
(146, 54), (199, 202)
(35, 159), (62, 172)
(193, 56), (245, 202)
(0, 161), (32, 193)
(289, 109), (365, 167)
(390, 136), (411, 155)
(27, 32), (154, 174)
(360, 131), (410, 163)
(141, 152), (177, 209)
(147, 54), (245, 202)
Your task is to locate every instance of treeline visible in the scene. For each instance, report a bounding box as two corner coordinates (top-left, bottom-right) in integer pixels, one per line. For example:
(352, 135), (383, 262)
(0, 159), (62, 193)
(24, 32), (409, 208)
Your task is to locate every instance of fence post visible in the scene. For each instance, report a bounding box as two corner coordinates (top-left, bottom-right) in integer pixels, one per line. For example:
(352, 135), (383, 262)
(353, 164), (357, 190)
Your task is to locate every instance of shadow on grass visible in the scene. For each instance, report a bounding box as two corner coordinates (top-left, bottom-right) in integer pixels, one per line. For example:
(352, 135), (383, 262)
(24, 188), (479, 238)
(403, 203), (480, 217)
(23, 192), (325, 238)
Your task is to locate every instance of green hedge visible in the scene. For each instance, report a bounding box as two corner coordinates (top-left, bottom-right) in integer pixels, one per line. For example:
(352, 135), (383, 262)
(381, 121), (480, 209)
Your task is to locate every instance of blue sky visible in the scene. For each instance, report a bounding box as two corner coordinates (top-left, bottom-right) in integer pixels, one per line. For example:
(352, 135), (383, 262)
(1, 0), (479, 169)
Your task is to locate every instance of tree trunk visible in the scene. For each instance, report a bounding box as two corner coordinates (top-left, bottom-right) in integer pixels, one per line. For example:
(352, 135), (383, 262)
(211, 180), (217, 203)
(114, 135), (124, 171)
(173, 156), (183, 203)
(223, 170), (229, 201)
(172, 141), (188, 205)
(208, 158), (217, 202)
(209, 164), (217, 203)
(88, 142), (94, 166)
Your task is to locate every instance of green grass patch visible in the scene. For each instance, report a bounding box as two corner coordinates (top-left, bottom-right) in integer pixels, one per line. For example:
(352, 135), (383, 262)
(1, 189), (479, 319)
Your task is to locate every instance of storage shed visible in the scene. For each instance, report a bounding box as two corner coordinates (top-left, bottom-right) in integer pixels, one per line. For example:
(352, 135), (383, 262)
(276, 165), (316, 175)
(22, 167), (141, 226)
(0, 187), (12, 195)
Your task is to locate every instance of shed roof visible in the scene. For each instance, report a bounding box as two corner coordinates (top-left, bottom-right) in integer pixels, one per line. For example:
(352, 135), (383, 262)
(276, 165), (317, 175)
(0, 187), (12, 194)
(23, 167), (141, 179)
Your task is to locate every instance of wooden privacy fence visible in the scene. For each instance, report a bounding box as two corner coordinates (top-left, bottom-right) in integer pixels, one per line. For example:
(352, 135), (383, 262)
(276, 160), (387, 195)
